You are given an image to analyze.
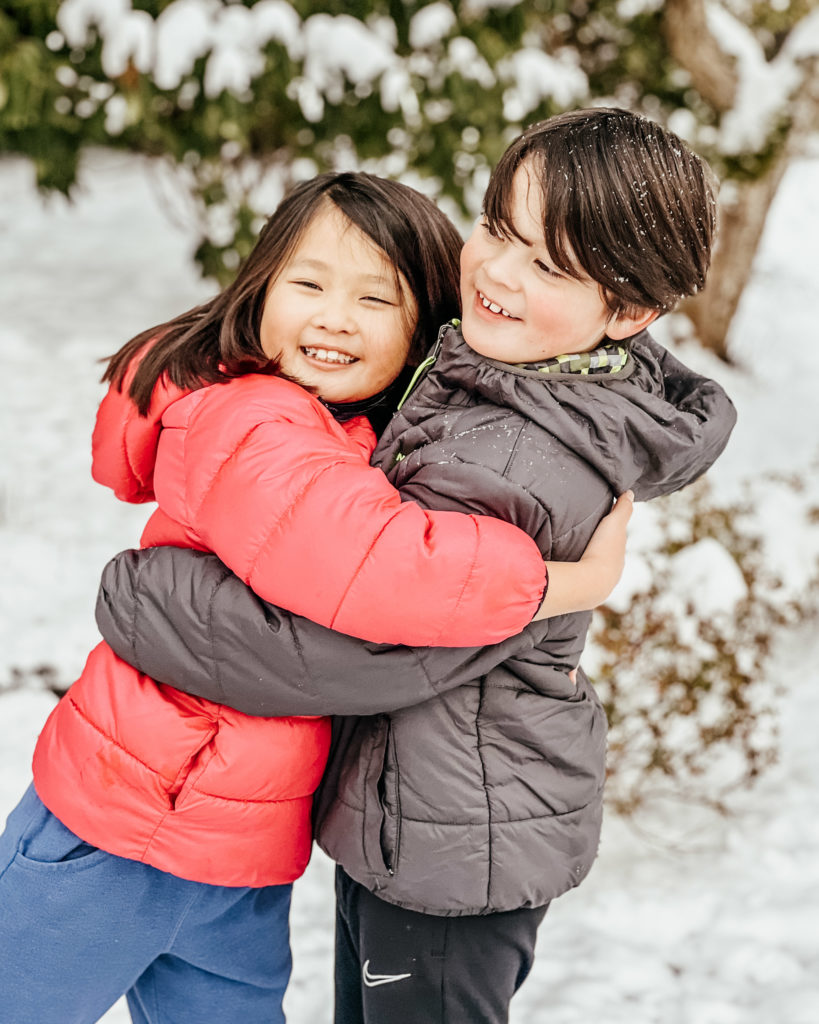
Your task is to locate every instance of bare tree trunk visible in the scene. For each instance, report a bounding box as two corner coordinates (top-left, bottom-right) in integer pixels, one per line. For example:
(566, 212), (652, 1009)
(663, 0), (819, 360)
(683, 57), (819, 361)
(681, 163), (789, 361)
(662, 0), (737, 112)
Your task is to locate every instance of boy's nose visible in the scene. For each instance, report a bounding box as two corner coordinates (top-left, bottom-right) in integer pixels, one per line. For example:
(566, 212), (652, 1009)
(483, 245), (521, 291)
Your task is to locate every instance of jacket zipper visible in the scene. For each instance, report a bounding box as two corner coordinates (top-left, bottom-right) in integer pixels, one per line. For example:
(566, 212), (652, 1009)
(395, 321), (453, 412)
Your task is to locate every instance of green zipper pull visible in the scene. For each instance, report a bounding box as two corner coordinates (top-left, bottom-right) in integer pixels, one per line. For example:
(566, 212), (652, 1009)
(396, 321), (452, 411)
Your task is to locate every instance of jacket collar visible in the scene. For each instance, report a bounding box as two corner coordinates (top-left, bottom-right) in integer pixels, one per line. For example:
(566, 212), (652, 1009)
(409, 324), (736, 503)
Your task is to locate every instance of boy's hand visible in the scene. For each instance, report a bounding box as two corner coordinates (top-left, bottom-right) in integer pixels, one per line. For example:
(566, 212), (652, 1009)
(581, 490), (633, 593)
(532, 491), (633, 621)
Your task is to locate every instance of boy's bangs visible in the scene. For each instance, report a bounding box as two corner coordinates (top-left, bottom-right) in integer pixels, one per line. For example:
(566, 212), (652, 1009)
(483, 152), (587, 282)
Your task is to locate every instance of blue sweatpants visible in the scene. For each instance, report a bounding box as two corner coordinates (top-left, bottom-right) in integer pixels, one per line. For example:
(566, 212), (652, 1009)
(0, 784), (293, 1024)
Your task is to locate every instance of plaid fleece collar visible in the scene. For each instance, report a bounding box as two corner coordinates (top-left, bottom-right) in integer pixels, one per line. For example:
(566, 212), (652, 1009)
(528, 343), (630, 376)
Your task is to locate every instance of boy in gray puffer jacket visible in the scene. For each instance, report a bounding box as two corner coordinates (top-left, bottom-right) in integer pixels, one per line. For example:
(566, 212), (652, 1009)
(97, 108), (736, 1023)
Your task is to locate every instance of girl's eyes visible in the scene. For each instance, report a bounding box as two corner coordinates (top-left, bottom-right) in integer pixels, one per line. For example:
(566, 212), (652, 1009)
(292, 280), (393, 305)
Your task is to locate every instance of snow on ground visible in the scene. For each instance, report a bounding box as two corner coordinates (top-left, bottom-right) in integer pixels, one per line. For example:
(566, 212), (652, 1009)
(1, 145), (818, 1022)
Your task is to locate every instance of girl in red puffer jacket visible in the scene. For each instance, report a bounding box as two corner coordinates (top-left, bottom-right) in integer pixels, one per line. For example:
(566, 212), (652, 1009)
(0, 172), (626, 1024)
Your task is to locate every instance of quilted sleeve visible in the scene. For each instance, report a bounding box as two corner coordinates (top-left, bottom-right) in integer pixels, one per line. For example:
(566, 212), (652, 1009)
(96, 547), (540, 716)
(157, 376), (546, 647)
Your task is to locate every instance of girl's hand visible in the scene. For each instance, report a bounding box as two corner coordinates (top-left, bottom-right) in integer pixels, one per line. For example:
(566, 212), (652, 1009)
(532, 491), (633, 621)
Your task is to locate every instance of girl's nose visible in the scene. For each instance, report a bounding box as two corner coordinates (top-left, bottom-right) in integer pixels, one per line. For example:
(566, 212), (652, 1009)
(312, 294), (356, 334)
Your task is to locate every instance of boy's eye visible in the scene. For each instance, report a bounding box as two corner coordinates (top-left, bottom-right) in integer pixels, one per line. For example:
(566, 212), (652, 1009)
(480, 220), (503, 240)
(534, 259), (563, 280)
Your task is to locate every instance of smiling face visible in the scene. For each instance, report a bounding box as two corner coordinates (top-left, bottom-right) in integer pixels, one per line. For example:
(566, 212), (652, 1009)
(460, 160), (653, 365)
(260, 202), (417, 403)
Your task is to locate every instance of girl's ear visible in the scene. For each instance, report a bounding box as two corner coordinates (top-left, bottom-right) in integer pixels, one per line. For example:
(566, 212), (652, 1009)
(607, 307), (660, 341)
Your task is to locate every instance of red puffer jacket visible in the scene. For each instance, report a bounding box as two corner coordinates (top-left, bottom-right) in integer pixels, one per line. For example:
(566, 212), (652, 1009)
(32, 367), (545, 887)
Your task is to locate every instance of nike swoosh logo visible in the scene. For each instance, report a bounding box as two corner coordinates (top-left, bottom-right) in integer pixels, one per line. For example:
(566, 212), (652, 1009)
(362, 959), (412, 988)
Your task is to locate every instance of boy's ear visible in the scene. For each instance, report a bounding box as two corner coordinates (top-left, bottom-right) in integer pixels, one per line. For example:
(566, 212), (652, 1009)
(607, 307), (659, 341)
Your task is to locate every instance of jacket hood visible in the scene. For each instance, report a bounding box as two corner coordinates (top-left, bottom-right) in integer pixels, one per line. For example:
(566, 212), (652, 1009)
(433, 326), (737, 501)
(91, 355), (189, 503)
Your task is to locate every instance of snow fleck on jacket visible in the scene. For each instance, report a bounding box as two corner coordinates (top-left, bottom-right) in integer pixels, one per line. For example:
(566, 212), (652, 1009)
(31, 362), (547, 888)
(95, 326), (737, 910)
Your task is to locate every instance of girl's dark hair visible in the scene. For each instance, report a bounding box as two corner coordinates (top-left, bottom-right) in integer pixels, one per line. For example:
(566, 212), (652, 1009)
(484, 107), (718, 317)
(105, 172), (463, 414)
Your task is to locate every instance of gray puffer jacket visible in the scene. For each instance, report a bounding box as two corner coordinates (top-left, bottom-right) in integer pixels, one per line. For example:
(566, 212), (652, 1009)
(97, 325), (736, 915)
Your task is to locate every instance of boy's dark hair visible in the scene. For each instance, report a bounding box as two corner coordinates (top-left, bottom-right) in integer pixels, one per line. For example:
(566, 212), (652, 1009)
(484, 107), (718, 317)
(105, 172), (463, 415)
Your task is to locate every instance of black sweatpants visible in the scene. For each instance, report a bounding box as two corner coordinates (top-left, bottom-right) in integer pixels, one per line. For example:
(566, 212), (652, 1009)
(334, 867), (548, 1024)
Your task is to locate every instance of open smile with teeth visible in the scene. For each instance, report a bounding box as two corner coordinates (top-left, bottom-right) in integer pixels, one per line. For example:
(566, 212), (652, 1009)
(479, 292), (516, 319)
(302, 346), (358, 365)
